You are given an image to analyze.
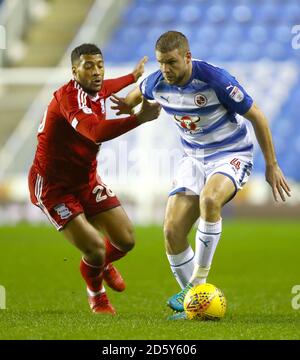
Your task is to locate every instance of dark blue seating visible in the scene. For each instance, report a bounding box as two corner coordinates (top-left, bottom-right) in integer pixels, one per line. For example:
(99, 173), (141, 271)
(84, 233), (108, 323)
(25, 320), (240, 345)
(103, 0), (300, 180)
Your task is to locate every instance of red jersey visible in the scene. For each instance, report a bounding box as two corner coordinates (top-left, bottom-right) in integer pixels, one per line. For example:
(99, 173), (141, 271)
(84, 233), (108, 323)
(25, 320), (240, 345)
(33, 74), (138, 186)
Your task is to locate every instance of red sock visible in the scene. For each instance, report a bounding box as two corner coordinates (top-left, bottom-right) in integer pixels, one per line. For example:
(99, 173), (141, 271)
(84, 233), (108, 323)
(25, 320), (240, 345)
(79, 258), (104, 292)
(104, 237), (126, 266)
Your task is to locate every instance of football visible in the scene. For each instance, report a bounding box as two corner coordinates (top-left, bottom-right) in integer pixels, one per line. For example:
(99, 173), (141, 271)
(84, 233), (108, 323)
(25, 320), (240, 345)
(183, 283), (227, 320)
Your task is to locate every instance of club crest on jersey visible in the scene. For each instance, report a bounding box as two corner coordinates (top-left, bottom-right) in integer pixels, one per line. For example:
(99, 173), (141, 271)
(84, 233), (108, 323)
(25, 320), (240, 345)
(229, 86), (244, 103)
(82, 106), (92, 114)
(174, 115), (201, 131)
(194, 93), (207, 107)
(54, 203), (73, 220)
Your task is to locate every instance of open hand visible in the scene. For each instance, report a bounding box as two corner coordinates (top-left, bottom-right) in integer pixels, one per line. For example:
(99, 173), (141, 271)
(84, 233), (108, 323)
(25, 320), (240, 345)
(132, 56), (148, 82)
(265, 164), (291, 202)
(110, 94), (133, 115)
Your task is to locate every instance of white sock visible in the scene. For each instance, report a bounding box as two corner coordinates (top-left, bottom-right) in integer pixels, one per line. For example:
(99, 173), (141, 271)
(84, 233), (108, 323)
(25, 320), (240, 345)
(167, 246), (195, 289)
(87, 286), (105, 297)
(190, 217), (222, 285)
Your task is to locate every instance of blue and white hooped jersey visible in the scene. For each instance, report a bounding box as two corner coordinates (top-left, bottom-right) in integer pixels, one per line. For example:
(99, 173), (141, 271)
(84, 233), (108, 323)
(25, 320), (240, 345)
(140, 59), (254, 163)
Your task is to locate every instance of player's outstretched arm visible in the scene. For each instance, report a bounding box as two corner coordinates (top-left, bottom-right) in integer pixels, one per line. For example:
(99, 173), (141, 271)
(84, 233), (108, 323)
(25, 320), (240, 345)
(103, 57), (148, 97)
(244, 103), (291, 202)
(110, 86), (143, 115)
(76, 98), (160, 144)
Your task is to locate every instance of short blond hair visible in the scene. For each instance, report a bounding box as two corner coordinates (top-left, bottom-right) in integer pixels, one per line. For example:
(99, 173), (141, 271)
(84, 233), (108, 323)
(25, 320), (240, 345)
(155, 31), (190, 55)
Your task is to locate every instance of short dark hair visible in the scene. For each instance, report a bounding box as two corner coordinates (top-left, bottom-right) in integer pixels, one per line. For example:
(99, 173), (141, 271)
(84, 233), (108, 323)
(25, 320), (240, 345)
(155, 31), (190, 54)
(71, 43), (102, 64)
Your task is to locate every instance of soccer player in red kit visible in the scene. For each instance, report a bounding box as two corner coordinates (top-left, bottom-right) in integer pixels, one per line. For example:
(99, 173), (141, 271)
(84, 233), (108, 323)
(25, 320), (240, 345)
(28, 43), (161, 314)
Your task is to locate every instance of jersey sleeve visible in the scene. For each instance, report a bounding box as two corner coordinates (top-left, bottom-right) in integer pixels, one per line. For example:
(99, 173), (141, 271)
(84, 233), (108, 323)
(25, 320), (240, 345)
(76, 114), (139, 143)
(58, 87), (139, 143)
(101, 74), (135, 98)
(197, 61), (253, 115)
(139, 70), (162, 100)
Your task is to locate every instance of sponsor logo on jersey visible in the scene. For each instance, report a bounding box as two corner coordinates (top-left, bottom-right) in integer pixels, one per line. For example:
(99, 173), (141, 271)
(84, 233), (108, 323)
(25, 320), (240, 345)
(54, 203), (73, 220)
(160, 95), (170, 103)
(229, 86), (244, 103)
(194, 93), (207, 107)
(174, 115), (201, 131)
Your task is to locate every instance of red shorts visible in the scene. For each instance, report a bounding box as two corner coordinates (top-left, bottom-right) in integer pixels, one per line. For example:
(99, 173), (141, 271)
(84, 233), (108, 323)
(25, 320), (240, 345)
(28, 166), (120, 231)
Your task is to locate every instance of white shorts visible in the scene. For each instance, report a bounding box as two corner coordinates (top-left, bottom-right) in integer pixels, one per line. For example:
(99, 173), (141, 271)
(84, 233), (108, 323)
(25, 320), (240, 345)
(169, 154), (253, 198)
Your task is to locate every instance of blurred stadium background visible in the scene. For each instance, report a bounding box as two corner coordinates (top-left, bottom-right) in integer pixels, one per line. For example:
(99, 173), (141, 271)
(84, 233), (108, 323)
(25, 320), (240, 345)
(0, 0), (300, 226)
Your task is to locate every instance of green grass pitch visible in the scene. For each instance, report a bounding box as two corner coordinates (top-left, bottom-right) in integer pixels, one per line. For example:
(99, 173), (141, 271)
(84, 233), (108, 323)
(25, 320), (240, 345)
(0, 220), (299, 340)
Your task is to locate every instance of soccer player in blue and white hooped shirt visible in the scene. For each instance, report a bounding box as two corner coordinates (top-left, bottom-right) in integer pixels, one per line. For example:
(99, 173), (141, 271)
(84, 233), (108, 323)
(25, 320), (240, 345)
(111, 31), (291, 319)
